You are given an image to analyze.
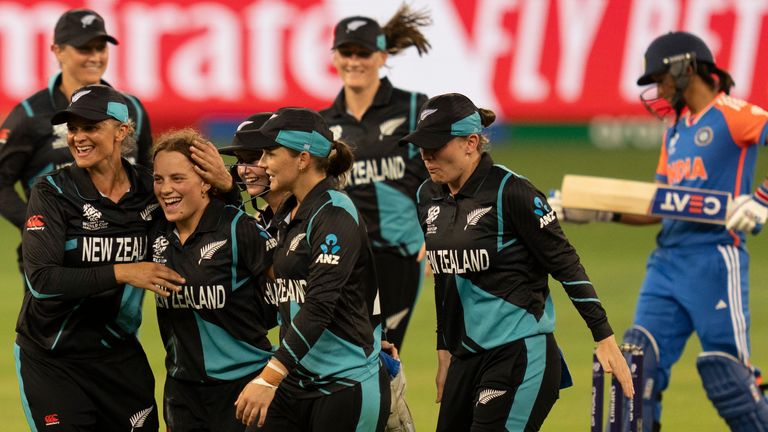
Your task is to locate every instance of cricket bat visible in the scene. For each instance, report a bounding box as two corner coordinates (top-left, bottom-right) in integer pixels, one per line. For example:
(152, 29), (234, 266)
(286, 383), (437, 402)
(560, 175), (732, 224)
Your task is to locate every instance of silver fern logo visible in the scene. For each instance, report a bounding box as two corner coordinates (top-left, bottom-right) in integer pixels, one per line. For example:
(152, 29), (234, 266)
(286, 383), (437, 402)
(476, 388), (507, 406)
(346, 19), (368, 33)
(329, 125), (343, 140)
(129, 406), (153, 431)
(140, 203), (159, 221)
(81, 14), (98, 28)
(71, 89), (91, 103)
(198, 239), (227, 264)
(419, 108), (438, 123)
(465, 206), (492, 230)
(378, 116), (406, 140)
(288, 233), (307, 255)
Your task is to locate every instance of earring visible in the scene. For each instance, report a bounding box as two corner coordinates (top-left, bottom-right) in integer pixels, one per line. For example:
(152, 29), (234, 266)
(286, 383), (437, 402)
(201, 190), (207, 199)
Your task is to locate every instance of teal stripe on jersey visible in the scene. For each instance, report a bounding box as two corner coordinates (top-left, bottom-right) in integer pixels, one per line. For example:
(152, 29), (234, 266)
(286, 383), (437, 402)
(569, 297), (600, 303)
(562, 280), (592, 286)
(374, 182), (423, 255)
(29, 163), (54, 188)
(505, 334), (547, 431)
(299, 329), (379, 383)
(45, 175), (62, 194)
(115, 284), (144, 335)
(356, 368), (382, 432)
(193, 313), (271, 380)
(21, 100), (34, 117)
(328, 190), (359, 224)
(291, 321), (311, 350)
(64, 238), (77, 251)
(455, 275), (554, 350)
(496, 172), (516, 251)
(14, 344), (38, 432)
(229, 211), (244, 291)
(51, 301), (83, 350)
(306, 200), (333, 247)
(24, 274), (62, 299)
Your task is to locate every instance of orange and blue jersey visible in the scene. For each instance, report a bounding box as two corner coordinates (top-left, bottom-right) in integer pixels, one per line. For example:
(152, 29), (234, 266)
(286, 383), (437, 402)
(655, 93), (768, 247)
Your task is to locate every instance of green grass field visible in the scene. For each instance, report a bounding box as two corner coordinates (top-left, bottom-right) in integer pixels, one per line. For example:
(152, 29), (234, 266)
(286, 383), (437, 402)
(0, 144), (766, 431)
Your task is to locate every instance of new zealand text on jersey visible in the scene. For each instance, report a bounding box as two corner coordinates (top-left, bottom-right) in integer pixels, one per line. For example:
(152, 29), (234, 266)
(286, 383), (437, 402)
(81, 236), (146, 262)
(426, 249), (490, 275)
(155, 285), (226, 309)
(264, 278), (307, 305)
(347, 156), (405, 186)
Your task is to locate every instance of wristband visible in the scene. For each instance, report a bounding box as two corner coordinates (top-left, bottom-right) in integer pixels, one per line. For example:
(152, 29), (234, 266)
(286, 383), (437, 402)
(755, 180), (768, 206)
(250, 376), (278, 389)
(266, 361), (287, 377)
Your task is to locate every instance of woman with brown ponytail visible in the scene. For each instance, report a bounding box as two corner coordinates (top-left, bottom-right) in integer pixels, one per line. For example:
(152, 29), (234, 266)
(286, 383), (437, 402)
(233, 108), (390, 431)
(403, 93), (633, 431)
(321, 5), (432, 352)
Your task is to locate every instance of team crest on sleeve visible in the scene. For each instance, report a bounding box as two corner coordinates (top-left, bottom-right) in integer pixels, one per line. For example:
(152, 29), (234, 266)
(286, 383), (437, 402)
(199, 239), (227, 264)
(152, 236), (169, 263)
(315, 233), (341, 265)
(465, 206), (492, 230)
(533, 197), (556, 228)
(425, 205), (440, 235)
(694, 126), (714, 147)
(25, 215), (45, 231)
(82, 204), (108, 230)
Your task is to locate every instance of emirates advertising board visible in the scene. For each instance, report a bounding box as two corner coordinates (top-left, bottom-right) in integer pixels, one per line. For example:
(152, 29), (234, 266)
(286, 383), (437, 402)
(1, 0), (767, 135)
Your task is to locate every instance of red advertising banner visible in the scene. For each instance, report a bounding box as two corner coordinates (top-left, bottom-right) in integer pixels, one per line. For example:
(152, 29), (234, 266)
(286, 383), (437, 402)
(1, 0), (767, 131)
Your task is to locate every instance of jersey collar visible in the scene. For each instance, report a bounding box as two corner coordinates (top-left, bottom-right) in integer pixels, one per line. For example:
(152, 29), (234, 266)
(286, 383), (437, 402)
(329, 77), (394, 117)
(290, 177), (337, 224)
(69, 158), (145, 202)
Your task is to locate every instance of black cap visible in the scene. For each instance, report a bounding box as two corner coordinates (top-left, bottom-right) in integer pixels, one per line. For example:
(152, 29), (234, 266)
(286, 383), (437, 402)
(51, 84), (129, 125)
(399, 93), (483, 149)
(332, 16), (386, 52)
(637, 31), (714, 85)
(54, 9), (118, 47)
(235, 108), (334, 157)
(219, 113), (274, 156)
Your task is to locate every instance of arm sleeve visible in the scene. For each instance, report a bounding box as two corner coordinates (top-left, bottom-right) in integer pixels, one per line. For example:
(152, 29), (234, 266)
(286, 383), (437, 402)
(273, 204), (361, 370)
(719, 100), (768, 148)
(0, 105), (35, 228)
(237, 214), (278, 329)
(505, 179), (613, 341)
(22, 180), (119, 300)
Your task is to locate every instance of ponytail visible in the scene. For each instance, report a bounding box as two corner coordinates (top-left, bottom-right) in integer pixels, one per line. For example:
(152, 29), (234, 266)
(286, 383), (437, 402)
(382, 4), (432, 56)
(697, 62), (735, 95)
(313, 140), (354, 188)
(477, 108), (496, 153)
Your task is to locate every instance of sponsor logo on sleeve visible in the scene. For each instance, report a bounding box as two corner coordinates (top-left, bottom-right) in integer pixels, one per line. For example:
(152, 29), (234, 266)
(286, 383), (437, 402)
(0, 127), (11, 145)
(315, 233), (341, 265)
(25, 214), (45, 231)
(533, 197), (556, 228)
(44, 413), (60, 426)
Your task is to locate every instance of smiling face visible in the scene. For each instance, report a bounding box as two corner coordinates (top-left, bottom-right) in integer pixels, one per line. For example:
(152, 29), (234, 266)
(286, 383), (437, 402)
(66, 117), (126, 170)
(52, 38), (109, 87)
(257, 146), (302, 194)
(234, 150), (270, 197)
(153, 150), (210, 227)
(332, 43), (387, 92)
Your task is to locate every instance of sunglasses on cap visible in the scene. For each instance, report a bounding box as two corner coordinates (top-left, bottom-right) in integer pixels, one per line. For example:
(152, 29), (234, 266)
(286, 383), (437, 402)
(337, 47), (374, 58)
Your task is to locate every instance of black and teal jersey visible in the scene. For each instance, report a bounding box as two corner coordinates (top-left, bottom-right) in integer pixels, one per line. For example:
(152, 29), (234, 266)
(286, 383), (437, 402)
(417, 153), (613, 358)
(17, 159), (159, 355)
(151, 198), (276, 383)
(0, 72), (152, 231)
(321, 77), (428, 256)
(268, 178), (381, 398)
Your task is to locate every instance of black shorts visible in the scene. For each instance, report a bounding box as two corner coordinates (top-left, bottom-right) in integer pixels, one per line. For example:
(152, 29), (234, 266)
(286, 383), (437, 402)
(14, 341), (158, 432)
(164, 372), (259, 432)
(258, 365), (390, 432)
(437, 333), (562, 432)
(375, 249), (424, 351)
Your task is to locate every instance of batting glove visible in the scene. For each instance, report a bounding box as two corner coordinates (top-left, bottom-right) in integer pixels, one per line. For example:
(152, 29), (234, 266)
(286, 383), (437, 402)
(548, 189), (614, 224)
(726, 193), (768, 235)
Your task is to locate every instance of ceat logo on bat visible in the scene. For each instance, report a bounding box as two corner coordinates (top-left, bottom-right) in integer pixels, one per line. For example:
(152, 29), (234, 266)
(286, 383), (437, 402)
(650, 187), (730, 223)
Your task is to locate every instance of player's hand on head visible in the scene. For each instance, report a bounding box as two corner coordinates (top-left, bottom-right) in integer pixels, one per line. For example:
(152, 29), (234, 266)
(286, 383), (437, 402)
(595, 335), (635, 399)
(189, 138), (233, 192)
(726, 194), (768, 235)
(113, 262), (185, 297)
(548, 189), (614, 224)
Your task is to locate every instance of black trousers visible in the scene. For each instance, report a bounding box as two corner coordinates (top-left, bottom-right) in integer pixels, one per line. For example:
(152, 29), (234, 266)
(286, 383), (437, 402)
(375, 249), (423, 351)
(437, 334), (562, 432)
(15, 341), (158, 432)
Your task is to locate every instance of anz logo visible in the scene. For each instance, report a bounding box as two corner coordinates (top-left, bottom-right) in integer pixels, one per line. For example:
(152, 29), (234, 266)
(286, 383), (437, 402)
(533, 196), (556, 228)
(315, 234), (341, 265)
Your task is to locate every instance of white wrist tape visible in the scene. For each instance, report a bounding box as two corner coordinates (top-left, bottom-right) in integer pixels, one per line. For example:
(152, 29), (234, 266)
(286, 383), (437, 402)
(250, 377), (278, 389)
(266, 361), (287, 377)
